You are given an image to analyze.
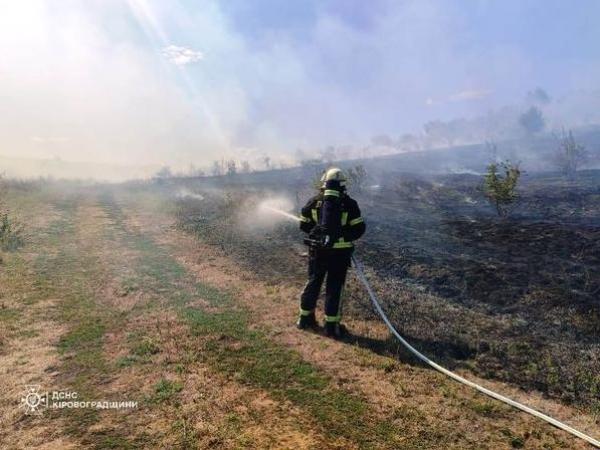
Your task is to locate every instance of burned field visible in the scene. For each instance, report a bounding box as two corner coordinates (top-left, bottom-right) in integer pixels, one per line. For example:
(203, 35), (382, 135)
(358, 172), (600, 411)
(173, 169), (600, 416)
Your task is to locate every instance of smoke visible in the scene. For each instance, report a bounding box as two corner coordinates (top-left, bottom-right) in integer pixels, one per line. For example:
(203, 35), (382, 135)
(175, 188), (204, 201)
(1, 1), (599, 179)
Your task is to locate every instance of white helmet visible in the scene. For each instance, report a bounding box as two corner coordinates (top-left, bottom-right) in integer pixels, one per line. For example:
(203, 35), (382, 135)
(320, 167), (347, 188)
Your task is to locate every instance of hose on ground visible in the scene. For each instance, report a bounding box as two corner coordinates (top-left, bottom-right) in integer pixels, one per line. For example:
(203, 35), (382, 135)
(351, 255), (600, 448)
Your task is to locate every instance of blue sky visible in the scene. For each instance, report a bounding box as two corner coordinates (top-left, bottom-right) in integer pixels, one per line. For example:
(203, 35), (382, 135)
(0, 0), (599, 171)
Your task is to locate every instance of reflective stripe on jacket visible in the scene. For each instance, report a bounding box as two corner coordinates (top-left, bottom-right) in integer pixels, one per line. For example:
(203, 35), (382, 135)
(299, 192), (366, 248)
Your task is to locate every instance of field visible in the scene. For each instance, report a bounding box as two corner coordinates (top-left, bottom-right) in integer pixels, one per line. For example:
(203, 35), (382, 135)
(174, 168), (600, 412)
(0, 162), (599, 448)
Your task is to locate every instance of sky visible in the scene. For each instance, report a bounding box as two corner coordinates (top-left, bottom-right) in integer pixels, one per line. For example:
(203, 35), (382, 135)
(0, 0), (599, 175)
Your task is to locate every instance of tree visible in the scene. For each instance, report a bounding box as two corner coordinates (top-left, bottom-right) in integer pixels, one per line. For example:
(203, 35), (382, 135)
(398, 133), (421, 152)
(483, 161), (521, 218)
(262, 156), (271, 171)
(154, 166), (172, 179)
(555, 129), (587, 180)
(346, 165), (368, 193)
(211, 160), (224, 177)
(312, 168), (326, 191)
(424, 119), (465, 147)
(319, 146), (336, 163)
(519, 106), (545, 134)
(526, 87), (551, 105)
(424, 120), (447, 146)
(301, 158), (324, 168)
(188, 163), (204, 177)
(294, 148), (306, 162)
(0, 175), (17, 251)
(226, 160), (237, 176)
(241, 161), (251, 173)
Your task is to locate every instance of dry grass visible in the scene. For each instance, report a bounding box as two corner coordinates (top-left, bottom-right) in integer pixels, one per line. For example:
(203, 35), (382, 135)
(1, 191), (322, 449)
(132, 202), (596, 449)
(0, 207), (79, 448)
(2, 183), (597, 449)
(99, 309), (319, 449)
(77, 195), (321, 448)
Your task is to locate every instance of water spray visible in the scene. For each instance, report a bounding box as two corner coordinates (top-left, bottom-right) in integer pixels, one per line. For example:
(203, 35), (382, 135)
(260, 204), (302, 222)
(264, 203), (599, 447)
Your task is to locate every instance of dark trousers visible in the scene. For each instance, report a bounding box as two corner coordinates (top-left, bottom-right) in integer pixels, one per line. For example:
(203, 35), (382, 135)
(300, 250), (351, 322)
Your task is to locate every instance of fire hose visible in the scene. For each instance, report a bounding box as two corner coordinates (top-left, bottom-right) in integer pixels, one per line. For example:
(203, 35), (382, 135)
(351, 255), (600, 448)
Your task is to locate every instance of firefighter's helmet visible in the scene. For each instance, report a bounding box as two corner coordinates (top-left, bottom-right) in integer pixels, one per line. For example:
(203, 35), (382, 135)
(321, 167), (347, 188)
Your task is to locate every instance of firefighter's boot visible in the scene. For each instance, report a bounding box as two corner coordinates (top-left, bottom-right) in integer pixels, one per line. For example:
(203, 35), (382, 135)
(297, 312), (318, 330)
(325, 322), (347, 339)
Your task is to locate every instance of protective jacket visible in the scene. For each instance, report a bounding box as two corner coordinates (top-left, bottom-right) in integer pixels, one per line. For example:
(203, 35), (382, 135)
(299, 190), (365, 250)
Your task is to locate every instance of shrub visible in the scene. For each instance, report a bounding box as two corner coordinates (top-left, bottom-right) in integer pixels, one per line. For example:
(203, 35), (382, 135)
(0, 208), (24, 251)
(153, 166), (172, 179)
(0, 177), (24, 252)
(483, 161), (521, 218)
(310, 165), (368, 193)
(519, 106), (545, 134)
(312, 168), (326, 191)
(226, 160), (237, 176)
(346, 165), (368, 193)
(555, 129), (587, 180)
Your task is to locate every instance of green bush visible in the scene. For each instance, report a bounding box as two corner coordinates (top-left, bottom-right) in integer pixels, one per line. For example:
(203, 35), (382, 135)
(0, 208), (24, 251)
(483, 161), (521, 218)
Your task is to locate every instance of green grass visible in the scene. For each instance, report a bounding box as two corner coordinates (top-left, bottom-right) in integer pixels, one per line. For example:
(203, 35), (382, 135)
(500, 428), (527, 448)
(58, 319), (107, 373)
(59, 320), (106, 352)
(116, 355), (138, 368)
(114, 336), (161, 368)
(85, 432), (137, 450)
(132, 339), (160, 357)
(393, 405), (426, 422)
(0, 306), (19, 322)
(180, 298), (398, 446)
(151, 378), (184, 403)
(464, 398), (510, 418)
(16, 194), (121, 437)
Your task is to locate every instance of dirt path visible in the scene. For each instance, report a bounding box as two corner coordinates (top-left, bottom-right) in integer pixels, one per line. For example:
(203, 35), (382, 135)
(1, 187), (598, 449)
(1, 191), (322, 448)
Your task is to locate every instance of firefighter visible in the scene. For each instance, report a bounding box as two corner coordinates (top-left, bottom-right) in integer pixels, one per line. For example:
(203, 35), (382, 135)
(297, 167), (366, 338)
